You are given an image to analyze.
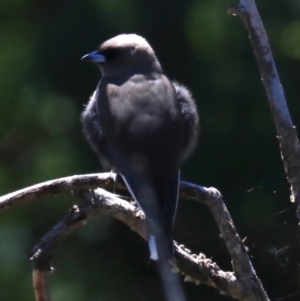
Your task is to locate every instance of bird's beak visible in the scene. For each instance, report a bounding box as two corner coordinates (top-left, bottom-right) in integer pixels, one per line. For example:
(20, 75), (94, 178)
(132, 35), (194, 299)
(81, 51), (106, 63)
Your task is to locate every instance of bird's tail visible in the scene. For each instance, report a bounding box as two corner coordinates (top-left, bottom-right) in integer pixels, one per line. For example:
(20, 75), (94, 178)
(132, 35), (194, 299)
(147, 222), (174, 261)
(121, 174), (186, 301)
(147, 232), (186, 301)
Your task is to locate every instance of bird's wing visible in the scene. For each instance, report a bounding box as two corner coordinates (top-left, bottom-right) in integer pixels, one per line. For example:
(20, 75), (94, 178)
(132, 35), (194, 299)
(173, 82), (200, 162)
(81, 85), (112, 170)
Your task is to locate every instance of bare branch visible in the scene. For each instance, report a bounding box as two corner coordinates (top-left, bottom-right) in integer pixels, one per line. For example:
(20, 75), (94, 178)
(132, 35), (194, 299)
(32, 269), (50, 301)
(0, 173), (118, 211)
(1, 173), (264, 301)
(30, 188), (243, 298)
(228, 0), (300, 220)
(180, 182), (269, 301)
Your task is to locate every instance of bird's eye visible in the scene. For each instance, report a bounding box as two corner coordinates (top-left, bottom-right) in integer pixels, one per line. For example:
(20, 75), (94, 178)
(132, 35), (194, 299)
(101, 48), (120, 61)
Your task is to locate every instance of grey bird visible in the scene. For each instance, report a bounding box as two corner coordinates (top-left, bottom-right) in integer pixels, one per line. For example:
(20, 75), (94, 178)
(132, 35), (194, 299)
(81, 34), (199, 300)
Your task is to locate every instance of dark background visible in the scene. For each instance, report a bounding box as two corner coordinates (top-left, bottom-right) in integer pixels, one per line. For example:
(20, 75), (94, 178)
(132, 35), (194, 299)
(1, 0), (300, 300)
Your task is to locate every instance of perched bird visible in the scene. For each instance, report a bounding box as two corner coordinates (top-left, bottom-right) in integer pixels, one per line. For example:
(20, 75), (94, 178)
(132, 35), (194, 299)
(81, 33), (199, 301)
(81, 34), (199, 263)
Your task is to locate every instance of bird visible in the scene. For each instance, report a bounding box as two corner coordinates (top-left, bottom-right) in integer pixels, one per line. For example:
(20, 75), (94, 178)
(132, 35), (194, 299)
(81, 34), (199, 300)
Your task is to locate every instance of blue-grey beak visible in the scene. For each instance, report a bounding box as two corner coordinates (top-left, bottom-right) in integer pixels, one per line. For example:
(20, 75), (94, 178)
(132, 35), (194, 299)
(81, 51), (106, 63)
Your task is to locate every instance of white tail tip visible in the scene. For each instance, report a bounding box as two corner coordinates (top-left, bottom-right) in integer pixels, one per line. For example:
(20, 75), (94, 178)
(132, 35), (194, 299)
(148, 235), (158, 260)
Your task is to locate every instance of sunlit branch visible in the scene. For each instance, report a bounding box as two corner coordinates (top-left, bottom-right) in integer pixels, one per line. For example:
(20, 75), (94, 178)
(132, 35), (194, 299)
(228, 0), (300, 222)
(0, 172), (268, 301)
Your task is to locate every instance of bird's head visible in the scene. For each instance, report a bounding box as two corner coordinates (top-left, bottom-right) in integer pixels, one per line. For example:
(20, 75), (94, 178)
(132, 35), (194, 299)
(81, 34), (162, 77)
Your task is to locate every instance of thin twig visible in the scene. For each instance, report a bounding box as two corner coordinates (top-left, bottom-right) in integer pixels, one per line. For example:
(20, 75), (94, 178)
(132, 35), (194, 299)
(228, 0), (300, 221)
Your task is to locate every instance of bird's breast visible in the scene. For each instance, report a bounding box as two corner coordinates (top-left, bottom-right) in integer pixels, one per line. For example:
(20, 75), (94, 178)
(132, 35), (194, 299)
(96, 74), (184, 174)
(98, 74), (184, 156)
(102, 75), (180, 127)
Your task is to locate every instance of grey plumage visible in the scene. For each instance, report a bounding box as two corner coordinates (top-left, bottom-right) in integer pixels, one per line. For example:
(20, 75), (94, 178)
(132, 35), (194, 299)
(173, 82), (200, 161)
(83, 82), (199, 169)
(81, 34), (199, 301)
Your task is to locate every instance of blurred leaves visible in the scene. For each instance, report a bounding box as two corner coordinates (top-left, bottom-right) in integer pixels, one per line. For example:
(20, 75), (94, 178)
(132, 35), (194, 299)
(91, 0), (140, 30)
(280, 21), (300, 59)
(186, 1), (228, 61)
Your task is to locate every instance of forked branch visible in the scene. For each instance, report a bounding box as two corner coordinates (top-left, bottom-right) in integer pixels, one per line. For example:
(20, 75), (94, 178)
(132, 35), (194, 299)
(1, 173), (269, 301)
